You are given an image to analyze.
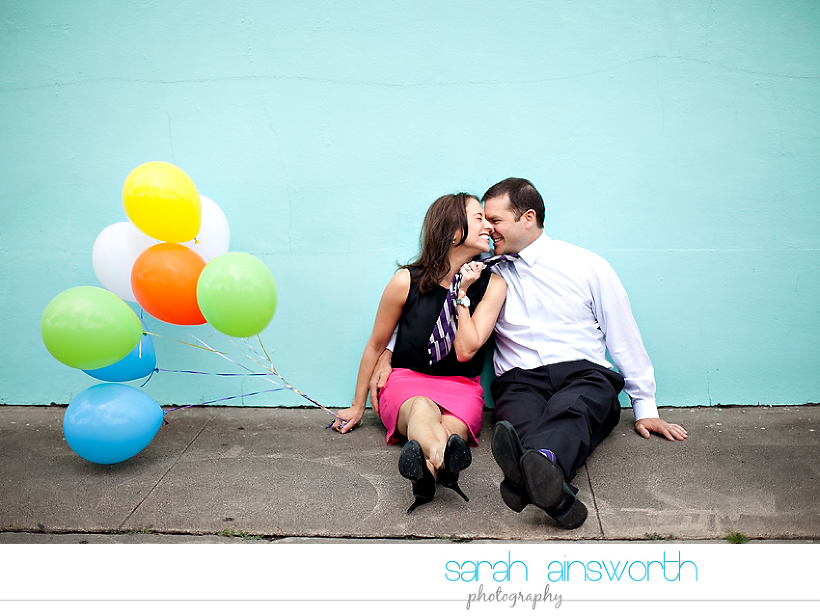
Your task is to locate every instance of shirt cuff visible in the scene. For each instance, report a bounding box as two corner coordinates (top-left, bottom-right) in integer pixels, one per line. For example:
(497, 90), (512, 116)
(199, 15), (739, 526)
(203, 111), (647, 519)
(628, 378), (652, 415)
(632, 398), (659, 422)
(386, 327), (398, 352)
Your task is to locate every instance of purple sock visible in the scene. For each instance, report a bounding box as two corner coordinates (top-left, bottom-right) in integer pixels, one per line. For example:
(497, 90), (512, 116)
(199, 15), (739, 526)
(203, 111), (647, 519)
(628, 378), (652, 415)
(538, 448), (558, 465)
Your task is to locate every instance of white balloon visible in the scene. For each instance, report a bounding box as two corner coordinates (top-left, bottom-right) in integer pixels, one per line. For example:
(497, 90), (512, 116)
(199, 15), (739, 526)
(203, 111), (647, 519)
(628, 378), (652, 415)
(92, 222), (157, 302)
(182, 195), (230, 262)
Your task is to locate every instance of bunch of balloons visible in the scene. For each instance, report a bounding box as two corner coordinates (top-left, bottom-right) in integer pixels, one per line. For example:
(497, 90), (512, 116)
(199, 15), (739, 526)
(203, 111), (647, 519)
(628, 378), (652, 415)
(41, 162), (279, 464)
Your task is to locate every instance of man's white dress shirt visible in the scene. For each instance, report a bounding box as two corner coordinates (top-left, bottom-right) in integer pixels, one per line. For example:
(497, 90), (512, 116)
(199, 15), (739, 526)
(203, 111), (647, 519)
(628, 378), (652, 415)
(492, 233), (659, 421)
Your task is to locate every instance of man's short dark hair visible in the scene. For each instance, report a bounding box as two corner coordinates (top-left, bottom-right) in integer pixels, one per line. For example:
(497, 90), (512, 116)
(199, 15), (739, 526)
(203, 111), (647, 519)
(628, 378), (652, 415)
(482, 178), (545, 228)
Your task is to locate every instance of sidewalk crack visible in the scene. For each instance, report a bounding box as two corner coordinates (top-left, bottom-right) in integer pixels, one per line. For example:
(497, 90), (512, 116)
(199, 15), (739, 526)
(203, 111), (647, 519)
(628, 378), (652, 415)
(584, 465), (605, 537)
(118, 413), (216, 530)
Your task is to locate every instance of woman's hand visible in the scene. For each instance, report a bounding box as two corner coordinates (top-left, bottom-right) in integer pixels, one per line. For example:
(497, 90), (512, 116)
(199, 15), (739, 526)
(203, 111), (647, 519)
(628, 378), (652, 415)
(332, 405), (364, 434)
(368, 349), (393, 416)
(452, 272), (507, 363)
(458, 261), (486, 292)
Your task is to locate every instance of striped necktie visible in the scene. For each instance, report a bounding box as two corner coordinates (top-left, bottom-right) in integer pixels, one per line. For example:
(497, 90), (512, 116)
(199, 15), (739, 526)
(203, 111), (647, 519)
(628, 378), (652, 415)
(427, 254), (519, 365)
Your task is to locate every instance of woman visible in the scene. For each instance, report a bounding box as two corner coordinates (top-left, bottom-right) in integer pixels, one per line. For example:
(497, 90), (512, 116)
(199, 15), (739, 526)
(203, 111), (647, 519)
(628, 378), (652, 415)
(332, 193), (507, 512)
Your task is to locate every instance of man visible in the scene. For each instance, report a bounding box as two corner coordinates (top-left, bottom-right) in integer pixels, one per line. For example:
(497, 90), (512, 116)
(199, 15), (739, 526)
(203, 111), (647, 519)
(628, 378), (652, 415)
(371, 178), (686, 529)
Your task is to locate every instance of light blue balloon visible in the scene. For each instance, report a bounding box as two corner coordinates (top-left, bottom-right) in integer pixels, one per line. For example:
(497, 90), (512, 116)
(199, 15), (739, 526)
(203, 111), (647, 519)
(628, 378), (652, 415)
(63, 383), (163, 464)
(83, 334), (156, 382)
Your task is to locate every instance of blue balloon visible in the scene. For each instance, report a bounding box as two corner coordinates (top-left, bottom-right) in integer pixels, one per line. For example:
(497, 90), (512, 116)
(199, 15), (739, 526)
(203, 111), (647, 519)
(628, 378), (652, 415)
(63, 383), (163, 464)
(83, 334), (156, 382)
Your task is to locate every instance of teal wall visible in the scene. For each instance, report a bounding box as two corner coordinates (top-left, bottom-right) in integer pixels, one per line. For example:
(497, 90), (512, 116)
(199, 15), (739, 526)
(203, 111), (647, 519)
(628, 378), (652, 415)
(2, 1), (818, 408)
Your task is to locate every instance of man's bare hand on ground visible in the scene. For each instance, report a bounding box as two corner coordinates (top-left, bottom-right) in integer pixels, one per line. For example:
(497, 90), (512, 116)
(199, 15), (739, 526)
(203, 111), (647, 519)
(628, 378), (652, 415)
(634, 418), (688, 441)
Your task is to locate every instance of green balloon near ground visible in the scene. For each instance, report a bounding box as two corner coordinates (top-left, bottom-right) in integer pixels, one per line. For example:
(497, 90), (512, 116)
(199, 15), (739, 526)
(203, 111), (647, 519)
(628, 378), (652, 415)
(41, 286), (144, 370)
(196, 252), (278, 338)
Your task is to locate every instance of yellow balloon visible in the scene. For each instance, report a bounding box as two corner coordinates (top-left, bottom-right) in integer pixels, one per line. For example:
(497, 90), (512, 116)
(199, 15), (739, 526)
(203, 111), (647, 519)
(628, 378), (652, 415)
(123, 162), (202, 243)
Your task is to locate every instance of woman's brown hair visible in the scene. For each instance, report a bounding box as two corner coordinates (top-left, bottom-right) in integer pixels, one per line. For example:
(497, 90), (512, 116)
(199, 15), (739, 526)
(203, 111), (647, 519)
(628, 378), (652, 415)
(404, 192), (479, 294)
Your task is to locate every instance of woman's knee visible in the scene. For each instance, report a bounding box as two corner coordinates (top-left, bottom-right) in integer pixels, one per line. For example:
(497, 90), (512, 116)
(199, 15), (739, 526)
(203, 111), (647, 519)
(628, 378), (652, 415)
(411, 396), (442, 418)
(400, 396), (441, 422)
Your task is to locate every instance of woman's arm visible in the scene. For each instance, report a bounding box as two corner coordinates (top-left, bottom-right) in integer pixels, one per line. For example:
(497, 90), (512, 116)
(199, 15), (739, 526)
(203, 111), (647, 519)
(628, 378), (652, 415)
(368, 348), (394, 416)
(453, 270), (507, 363)
(332, 269), (410, 433)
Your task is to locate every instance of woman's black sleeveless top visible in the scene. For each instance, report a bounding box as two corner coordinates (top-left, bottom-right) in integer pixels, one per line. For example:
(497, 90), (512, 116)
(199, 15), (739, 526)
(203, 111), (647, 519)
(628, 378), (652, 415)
(392, 266), (492, 378)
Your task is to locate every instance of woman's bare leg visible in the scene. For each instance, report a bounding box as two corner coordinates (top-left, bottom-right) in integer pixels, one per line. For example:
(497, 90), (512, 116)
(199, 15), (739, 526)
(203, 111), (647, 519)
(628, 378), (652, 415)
(440, 413), (470, 442)
(397, 396), (448, 477)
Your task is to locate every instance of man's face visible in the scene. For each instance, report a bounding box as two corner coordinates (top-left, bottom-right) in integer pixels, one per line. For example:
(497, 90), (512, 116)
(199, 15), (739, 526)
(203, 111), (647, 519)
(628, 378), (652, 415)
(484, 194), (528, 255)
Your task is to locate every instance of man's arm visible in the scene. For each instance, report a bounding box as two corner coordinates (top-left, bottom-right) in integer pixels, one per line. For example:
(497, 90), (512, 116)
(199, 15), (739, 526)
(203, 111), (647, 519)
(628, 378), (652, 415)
(589, 256), (687, 441)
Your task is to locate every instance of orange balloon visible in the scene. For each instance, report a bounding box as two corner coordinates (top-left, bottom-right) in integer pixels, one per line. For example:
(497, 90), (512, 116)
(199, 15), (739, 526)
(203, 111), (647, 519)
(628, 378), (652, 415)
(131, 243), (207, 325)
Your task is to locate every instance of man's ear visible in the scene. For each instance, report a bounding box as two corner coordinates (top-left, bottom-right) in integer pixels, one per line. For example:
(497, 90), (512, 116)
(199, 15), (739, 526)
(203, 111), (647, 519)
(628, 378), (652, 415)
(522, 209), (537, 229)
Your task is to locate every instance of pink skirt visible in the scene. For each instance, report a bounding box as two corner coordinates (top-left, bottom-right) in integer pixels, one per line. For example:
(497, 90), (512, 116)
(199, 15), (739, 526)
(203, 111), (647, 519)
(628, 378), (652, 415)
(377, 368), (485, 446)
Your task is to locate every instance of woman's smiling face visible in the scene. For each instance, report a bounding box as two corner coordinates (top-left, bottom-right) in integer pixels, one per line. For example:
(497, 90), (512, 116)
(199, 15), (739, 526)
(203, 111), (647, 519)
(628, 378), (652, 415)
(456, 197), (492, 253)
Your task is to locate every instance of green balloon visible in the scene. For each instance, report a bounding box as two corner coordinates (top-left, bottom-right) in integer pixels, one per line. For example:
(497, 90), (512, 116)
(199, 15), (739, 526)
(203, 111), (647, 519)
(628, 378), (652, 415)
(196, 252), (278, 338)
(41, 286), (144, 370)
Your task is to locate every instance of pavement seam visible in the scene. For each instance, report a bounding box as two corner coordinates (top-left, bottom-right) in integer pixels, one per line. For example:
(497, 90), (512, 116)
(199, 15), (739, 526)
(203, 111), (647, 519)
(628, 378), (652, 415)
(584, 464), (606, 538)
(117, 411), (217, 531)
(3, 530), (819, 543)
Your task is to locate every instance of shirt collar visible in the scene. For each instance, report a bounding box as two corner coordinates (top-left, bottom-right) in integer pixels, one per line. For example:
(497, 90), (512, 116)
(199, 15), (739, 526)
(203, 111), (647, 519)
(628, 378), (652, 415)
(516, 232), (549, 267)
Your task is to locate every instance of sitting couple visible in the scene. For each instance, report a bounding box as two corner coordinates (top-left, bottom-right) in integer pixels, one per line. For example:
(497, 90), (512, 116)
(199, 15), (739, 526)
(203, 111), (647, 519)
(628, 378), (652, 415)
(332, 178), (687, 529)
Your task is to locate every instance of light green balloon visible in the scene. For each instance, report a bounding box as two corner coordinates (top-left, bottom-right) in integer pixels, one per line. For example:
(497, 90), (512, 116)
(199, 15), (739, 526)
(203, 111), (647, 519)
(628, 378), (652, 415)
(196, 252), (278, 338)
(41, 287), (144, 370)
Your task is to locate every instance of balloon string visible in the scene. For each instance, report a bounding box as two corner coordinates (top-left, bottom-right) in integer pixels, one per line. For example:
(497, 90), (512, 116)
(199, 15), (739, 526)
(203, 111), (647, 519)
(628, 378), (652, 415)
(139, 369), (156, 387)
(189, 333), (338, 419)
(143, 328), (338, 419)
(189, 333), (268, 375)
(252, 335), (332, 413)
(161, 387), (288, 423)
(163, 387), (286, 414)
(232, 335), (328, 411)
(156, 368), (285, 377)
(144, 331), (219, 353)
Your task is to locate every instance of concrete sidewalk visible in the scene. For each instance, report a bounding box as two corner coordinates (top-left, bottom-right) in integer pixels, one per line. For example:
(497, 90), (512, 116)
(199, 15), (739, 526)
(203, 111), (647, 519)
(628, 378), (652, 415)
(1, 404), (818, 543)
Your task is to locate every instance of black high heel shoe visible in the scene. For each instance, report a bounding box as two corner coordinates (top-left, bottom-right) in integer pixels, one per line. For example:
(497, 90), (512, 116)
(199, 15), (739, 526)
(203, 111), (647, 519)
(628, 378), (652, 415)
(437, 434), (472, 502)
(398, 440), (436, 513)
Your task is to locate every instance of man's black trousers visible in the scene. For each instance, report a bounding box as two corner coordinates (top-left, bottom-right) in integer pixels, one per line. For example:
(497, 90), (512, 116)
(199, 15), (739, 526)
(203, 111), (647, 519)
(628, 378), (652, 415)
(490, 360), (625, 482)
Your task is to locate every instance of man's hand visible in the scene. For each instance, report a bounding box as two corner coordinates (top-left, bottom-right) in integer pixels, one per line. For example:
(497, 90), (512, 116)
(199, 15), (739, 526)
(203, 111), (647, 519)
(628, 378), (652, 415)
(634, 418), (688, 441)
(368, 349), (393, 416)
